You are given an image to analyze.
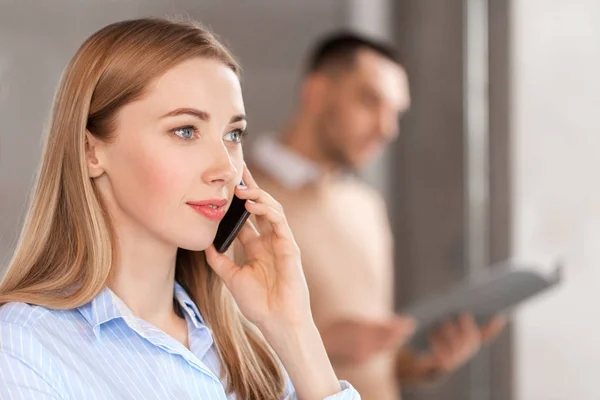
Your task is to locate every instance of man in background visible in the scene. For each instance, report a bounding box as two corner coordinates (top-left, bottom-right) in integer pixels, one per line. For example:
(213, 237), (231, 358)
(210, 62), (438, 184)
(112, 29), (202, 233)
(248, 33), (504, 399)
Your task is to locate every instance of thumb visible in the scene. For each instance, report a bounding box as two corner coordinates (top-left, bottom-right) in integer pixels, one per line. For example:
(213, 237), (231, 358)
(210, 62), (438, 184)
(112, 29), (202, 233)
(205, 245), (241, 288)
(480, 316), (507, 343)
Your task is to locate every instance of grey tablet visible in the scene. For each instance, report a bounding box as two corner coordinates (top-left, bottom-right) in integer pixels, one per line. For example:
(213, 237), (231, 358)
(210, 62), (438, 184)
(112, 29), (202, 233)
(401, 260), (562, 351)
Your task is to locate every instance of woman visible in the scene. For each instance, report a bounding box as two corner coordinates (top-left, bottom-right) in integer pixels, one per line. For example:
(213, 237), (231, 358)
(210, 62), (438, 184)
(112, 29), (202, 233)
(0, 18), (359, 399)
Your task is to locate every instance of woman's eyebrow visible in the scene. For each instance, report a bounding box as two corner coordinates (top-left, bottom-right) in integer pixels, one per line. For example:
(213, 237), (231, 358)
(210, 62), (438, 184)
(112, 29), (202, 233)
(230, 114), (246, 124)
(161, 107), (210, 121)
(160, 108), (246, 124)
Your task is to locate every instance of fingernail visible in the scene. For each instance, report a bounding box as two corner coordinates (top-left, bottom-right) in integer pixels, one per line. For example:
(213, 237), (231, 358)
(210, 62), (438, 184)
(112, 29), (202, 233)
(247, 199), (256, 204)
(237, 184), (248, 190)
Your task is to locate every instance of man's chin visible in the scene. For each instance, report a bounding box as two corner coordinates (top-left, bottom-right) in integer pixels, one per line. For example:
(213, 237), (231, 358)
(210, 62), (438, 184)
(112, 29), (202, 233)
(357, 147), (384, 167)
(329, 150), (375, 172)
(345, 154), (376, 171)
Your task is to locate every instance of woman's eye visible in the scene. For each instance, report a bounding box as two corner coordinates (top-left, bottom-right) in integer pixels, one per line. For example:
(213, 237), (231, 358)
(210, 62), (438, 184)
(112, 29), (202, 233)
(172, 126), (196, 140)
(224, 129), (245, 143)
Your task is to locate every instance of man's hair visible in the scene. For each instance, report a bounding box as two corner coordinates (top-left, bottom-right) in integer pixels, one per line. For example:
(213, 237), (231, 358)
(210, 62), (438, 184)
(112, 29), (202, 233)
(306, 31), (402, 75)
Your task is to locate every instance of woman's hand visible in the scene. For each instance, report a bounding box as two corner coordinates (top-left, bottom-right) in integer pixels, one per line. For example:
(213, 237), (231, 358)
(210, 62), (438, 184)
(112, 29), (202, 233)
(206, 164), (343, 399)
(205, 163), (310, 331)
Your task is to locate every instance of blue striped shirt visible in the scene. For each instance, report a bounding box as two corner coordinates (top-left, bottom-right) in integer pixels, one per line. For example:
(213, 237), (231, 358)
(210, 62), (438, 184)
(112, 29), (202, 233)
(0, 283), (359, 399)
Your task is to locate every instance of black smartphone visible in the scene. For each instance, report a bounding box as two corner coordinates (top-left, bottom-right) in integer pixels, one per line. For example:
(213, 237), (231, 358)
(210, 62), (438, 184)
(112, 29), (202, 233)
(213, 184), (251, 253)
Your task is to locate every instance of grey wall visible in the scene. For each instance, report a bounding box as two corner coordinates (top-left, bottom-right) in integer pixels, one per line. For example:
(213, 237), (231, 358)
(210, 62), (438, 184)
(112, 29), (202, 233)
(390, 3), (470, 399)
(391, 1), (512, 399)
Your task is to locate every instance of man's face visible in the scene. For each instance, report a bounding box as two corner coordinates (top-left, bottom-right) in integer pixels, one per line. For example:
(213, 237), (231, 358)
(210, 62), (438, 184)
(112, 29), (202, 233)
(315, 49), (411, 170)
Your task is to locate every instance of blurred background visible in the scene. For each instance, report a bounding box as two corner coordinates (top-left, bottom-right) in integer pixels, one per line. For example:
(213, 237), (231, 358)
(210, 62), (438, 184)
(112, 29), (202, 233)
(1, 1), (598, 399)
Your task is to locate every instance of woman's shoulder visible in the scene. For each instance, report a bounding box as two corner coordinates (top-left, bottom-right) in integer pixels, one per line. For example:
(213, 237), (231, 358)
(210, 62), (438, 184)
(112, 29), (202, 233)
(0, 302), (71, 397)
(0, 301), (56, 330)
(0, 302), (73, 360)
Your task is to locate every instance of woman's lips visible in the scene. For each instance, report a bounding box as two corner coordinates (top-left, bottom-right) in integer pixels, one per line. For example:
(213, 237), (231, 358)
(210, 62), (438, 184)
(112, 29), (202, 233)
(187, 199), (227, 221)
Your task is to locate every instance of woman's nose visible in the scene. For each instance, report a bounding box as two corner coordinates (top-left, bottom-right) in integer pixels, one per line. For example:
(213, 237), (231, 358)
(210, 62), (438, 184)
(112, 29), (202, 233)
(202, 143), (237, 186)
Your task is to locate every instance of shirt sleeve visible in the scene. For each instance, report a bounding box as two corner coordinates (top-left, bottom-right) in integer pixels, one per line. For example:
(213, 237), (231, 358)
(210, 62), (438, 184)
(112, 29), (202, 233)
(0, 322), (67, 399)
(283, 379), (361, 400)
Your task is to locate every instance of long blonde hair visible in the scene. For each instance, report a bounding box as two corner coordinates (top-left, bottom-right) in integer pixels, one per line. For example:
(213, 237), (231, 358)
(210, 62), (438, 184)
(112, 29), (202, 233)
(0, 18), (285, 399)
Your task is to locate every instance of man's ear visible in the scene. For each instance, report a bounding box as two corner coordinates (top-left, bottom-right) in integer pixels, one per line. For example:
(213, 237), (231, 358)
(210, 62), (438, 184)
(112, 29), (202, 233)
(85, 131), (105, 178)
(300, 73), (329, 112)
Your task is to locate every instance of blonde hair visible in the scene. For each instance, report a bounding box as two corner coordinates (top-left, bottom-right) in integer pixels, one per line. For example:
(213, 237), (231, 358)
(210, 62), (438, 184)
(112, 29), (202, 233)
(0, 18), (285, 399)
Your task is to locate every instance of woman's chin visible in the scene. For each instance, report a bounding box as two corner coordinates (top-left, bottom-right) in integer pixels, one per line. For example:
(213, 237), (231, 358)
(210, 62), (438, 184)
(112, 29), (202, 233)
(177, 239), (214, 252)
(173, 231), (216, 252)
(165, 224), (219, 252)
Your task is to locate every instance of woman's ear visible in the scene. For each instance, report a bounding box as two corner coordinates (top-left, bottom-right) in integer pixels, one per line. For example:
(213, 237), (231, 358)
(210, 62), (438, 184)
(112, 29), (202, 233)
(85, 131), (105, 178)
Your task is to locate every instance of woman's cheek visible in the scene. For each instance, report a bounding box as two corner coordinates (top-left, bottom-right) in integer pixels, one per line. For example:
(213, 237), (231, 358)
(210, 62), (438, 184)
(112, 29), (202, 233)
(133, 149), (189, 206)
(232, 148), (245, 181)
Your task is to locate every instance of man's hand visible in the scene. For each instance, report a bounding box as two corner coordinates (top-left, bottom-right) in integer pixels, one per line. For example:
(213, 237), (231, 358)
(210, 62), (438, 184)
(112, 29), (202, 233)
(397, 314), (506, 383)
(320, 317), (417, 364)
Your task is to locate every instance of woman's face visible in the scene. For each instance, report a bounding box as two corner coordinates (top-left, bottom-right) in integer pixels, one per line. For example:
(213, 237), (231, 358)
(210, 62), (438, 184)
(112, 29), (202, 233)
(89, 57), (246, 251)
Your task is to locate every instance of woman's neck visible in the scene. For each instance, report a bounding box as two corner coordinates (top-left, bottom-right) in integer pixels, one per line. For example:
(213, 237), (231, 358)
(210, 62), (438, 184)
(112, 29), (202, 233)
(108, 229), (180, 327)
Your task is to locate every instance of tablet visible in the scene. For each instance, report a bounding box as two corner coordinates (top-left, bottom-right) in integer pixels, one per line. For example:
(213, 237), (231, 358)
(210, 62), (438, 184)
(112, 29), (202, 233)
(401, 260), (562, 351)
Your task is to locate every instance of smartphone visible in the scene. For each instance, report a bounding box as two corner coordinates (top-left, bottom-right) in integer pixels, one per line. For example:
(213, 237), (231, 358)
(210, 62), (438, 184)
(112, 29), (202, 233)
(213, 183), (251, 253)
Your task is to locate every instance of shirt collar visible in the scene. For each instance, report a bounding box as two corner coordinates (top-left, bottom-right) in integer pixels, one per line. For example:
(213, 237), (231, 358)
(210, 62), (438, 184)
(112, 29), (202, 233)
(173, 282), (205, 329)
(249, 134), (322, 189)
(77, 282), (206, 337)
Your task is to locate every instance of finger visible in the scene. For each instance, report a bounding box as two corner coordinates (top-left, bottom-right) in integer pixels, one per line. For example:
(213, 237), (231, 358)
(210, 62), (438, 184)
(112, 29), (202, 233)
(241, 163), (260, 189)
(236, 187), (286, 235)
(248, 212), (274, 240)
(245, 201), (293, 240)
(429, 322), (457, 364)
(454, 314), (482, 360)
(235, 185), (283, 212)
(480, 316), (507, 343)
(430, 322), (471, 372)
(235, 218), (260, 245)
(438, 320), (460, 350)
(205, 245), (241, 288)
(246, 201), (276, 236)
(458, 313), (478, 334)
(234, 185), (261, 200)
(458, 314), (481, 346)
(236, 220), (266, 256)
(428, 331), (454, 371)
